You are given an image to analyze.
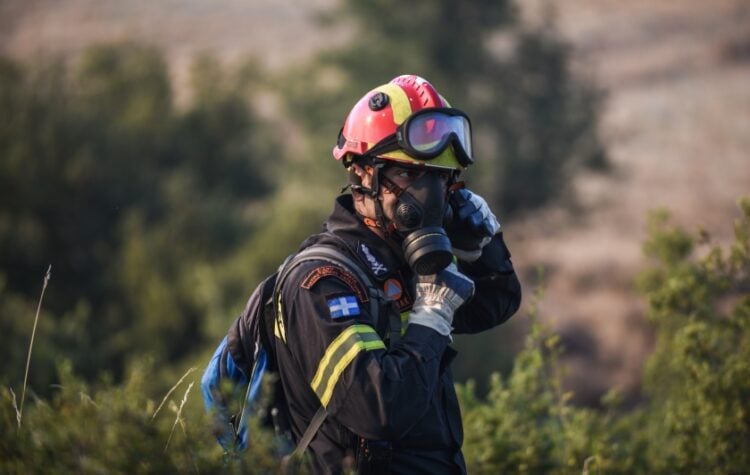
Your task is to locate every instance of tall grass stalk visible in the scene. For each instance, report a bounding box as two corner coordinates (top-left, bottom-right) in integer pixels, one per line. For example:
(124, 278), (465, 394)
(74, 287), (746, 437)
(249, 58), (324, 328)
(165, 381), (194, 452)
(18, 265), (51, 429)
(152, 366), (197, 421)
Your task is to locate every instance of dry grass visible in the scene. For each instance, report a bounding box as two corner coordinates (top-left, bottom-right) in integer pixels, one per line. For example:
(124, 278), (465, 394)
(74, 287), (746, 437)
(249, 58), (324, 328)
(152, 366), (197, 421)
(164, 381), (195, 452)
(18, 265), (51, 428)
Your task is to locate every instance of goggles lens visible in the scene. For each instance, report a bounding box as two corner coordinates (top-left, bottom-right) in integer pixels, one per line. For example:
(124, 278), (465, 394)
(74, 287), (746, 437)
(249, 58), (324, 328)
(408, 111), (472, 161)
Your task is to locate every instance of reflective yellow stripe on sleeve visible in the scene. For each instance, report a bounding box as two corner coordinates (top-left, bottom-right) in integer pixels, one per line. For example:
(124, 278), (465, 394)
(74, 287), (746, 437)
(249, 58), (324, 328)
(311, 324), (385, 408)
(400, 311), (409, 336)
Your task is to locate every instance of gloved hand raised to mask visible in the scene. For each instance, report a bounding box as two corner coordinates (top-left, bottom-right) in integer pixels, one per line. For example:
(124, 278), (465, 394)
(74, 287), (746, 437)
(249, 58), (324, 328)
(447, 188), (501, 263)
(408, 263), (475, 336)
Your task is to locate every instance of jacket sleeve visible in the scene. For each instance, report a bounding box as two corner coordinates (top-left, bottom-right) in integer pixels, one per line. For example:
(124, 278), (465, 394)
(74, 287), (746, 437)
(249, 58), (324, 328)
(452, 232), (522, 334)
(276, 260), (450, 441)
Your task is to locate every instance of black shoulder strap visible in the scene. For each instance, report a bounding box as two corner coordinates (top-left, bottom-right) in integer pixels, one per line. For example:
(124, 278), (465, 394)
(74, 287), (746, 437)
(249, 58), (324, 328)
(274, 244), (383, 317)
(273, 243), (383, 462)
(281, 405), (327, 470)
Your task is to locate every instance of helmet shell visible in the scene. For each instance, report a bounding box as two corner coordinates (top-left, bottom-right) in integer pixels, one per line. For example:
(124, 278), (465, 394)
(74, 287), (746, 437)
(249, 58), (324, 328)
(333, 75), (463, 170)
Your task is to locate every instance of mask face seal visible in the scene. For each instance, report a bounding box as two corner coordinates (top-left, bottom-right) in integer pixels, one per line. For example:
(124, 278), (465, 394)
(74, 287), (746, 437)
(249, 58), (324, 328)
(384, 169), (454, 275)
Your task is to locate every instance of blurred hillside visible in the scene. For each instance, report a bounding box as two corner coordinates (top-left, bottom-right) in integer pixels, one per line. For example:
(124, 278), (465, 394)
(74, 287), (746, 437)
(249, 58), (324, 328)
(2, 0), (749, 404)
(516, 0), (750, 401)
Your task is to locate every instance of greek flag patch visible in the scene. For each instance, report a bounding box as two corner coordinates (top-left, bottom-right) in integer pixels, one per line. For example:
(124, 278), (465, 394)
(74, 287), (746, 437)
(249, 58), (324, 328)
(327, 295), (360, 319)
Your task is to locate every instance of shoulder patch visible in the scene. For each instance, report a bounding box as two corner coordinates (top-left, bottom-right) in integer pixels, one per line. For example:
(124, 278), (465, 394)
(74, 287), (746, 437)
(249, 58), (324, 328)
(383, 278), (403, 301)
(385, 273), (414, 312)
(357, 243), (389, 278)
(301, 265), (369, 303)
(327, 295), (360, 319)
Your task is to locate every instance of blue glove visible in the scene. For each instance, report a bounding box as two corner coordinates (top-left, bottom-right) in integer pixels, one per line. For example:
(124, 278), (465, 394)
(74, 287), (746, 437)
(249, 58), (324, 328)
(448, 189), (501, 262)
(409, 263), (475, 336)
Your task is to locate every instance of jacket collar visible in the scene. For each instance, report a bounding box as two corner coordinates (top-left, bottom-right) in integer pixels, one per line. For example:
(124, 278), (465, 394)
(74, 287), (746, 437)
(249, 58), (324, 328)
(323, 194), (409, 282)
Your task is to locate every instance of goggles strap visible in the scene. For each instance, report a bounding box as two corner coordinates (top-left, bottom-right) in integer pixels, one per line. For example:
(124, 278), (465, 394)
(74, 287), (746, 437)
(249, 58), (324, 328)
(364, 134), (400, 161)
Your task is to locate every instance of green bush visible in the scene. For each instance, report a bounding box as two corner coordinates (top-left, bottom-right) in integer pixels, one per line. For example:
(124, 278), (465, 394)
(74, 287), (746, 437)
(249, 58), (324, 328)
(1, 360), (284, 474)
(636, 199), (750, 473)
(458, 198), (750, 474)
(459, 300), (640, 474)
(2, 199), (748, 473)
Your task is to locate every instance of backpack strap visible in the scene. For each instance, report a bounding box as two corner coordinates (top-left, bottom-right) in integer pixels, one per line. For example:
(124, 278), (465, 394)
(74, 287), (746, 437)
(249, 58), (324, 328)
(272, 243), (384, 464)
(280, 405), (327, 472)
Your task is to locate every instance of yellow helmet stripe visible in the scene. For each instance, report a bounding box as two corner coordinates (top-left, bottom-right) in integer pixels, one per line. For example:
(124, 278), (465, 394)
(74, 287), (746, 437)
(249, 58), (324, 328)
(374, 83), (412, 124)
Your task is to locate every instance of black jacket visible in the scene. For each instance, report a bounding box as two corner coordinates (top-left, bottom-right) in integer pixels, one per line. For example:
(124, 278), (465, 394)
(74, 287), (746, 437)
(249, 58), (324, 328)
(266, 195), (520, 474)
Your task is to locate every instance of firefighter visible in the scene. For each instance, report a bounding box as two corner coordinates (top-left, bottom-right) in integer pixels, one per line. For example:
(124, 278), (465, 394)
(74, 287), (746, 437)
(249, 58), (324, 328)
(209, 74), (521, 474)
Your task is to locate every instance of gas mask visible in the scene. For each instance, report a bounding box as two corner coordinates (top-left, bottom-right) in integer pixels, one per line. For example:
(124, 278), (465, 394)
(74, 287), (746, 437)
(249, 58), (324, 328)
(385, 171), (454, 275)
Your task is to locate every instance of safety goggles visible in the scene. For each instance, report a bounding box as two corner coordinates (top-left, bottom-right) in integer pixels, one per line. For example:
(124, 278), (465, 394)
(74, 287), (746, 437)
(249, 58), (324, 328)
(365, 108), (474, 167)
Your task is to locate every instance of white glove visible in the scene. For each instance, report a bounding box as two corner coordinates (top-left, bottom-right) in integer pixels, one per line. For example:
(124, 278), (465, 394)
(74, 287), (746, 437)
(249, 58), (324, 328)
(408, 263), (475, 336)
(449, 189), (501, 262)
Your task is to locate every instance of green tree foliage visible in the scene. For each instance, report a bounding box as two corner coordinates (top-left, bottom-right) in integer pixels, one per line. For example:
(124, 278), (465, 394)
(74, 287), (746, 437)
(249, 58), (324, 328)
(0, 43), (278, 388)
(281, 0), (608, 216)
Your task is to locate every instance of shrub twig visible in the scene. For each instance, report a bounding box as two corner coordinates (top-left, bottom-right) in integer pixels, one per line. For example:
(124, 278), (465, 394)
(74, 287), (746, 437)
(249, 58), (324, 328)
(19, 265), (51, 429)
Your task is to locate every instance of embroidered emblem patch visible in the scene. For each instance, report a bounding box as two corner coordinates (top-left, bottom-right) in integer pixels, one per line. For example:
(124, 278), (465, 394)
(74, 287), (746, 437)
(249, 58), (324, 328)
(327, 295), (360, 319)
(301, 265), (369, 303)
(358, 243), (389, 278)
(383, 278), (403, 301)
(389, 273), (414, 312)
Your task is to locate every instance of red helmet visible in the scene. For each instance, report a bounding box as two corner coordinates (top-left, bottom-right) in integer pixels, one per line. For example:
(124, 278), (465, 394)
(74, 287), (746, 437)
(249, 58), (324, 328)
(333, 75), (473, 171)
